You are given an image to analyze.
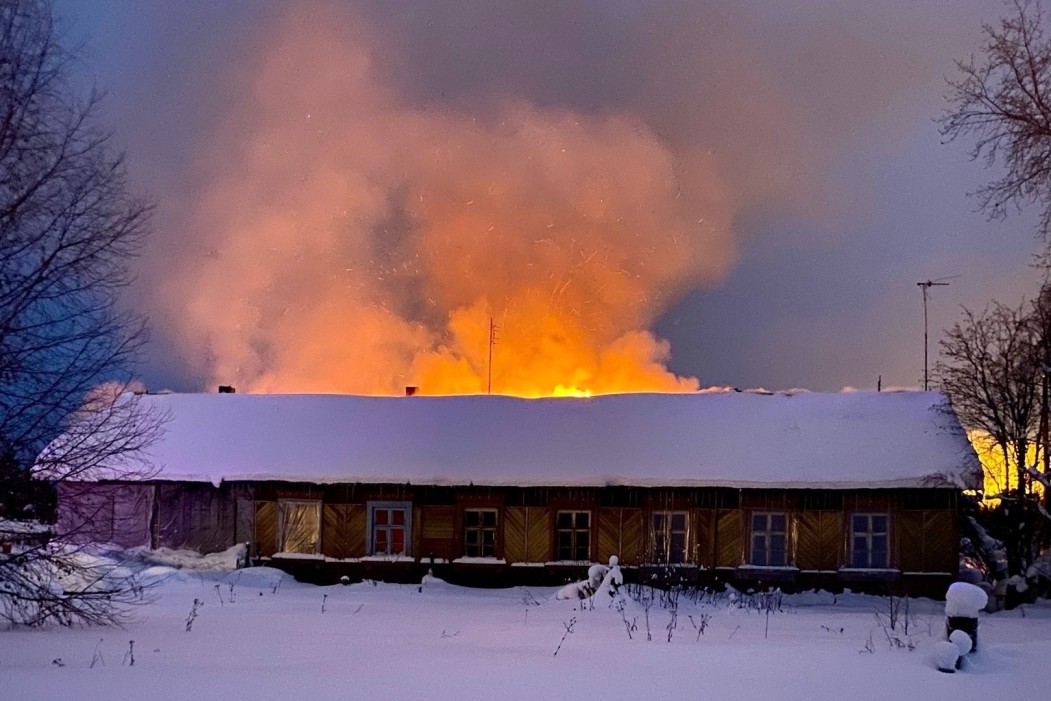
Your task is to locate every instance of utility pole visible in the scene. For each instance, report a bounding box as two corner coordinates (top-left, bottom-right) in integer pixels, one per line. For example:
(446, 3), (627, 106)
(917, 278), (953, 391)
(487, 317), (497, 394)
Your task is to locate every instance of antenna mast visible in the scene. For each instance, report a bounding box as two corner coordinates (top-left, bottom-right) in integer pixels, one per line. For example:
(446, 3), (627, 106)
(917, 278), (952, 391)
(487, 317), (497, 394)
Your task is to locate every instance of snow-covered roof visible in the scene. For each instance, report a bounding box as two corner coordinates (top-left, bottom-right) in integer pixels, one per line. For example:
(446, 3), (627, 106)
(103, 390), (980, 490)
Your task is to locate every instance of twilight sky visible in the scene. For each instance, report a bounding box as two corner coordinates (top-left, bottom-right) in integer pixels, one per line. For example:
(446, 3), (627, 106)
(57, 0), (1045, 395)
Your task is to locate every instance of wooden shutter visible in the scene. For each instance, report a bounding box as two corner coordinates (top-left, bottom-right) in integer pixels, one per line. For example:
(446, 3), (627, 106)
(322, 504), (351, 559)
(715, 509), (743, 568)
(255, 501), (278, 557)
(597, 508), (643, 566)
(505, 507), (551, 563)
(692, 509), (715, 568)
(796, 511), (842, 570)
(346, 504), (366, 557)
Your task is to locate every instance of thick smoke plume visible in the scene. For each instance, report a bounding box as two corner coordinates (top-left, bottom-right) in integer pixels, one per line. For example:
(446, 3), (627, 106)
(159, 7), (740, 395)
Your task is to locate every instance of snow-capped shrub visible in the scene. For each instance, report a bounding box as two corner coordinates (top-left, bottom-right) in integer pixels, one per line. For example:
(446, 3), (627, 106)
(945, 582), (987, 618)
(949, 629), (972, 656)
(932, 641), (960, 673)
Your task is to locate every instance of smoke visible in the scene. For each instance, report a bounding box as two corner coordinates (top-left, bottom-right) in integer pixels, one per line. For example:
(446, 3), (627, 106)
(156, 5), (739, 395)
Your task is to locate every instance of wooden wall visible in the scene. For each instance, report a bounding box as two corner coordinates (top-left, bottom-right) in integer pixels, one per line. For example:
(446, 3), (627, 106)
(62, 482), (961, 582)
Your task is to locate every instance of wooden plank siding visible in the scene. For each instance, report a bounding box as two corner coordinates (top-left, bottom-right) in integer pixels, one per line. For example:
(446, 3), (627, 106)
(504, 507), (551, 563)
(597, 508), (643, 566)
(897, 510), (956, 574)
(796, 511), (842, 571)
(419, 505), (457, 561)
(254, 501), (278, 557)
(155, 483), (233, 553)
(65, 484), (963, 592)
(321, 504), (352, 559)
(692, 509), (715, 568)
(715, 509), (744, 567)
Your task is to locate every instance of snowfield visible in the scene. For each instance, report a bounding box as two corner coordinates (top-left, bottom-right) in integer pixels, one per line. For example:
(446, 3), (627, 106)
(1, 554), (1048, 700)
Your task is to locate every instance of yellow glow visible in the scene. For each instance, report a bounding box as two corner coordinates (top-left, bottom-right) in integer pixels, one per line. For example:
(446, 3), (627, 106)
(551, 384), (593, 398)
(968, 430), (1045, 504)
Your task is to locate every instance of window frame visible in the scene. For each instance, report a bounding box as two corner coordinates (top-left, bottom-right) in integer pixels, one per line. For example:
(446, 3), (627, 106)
(367, 501), (413, 556)
(463, 508), (499, 558)
(651, 510), (690, 564)
(277, 499), (322, 555)
(850, 513), (889, 569)
(749, 511), (789, 567)
(555, 510), (591, 562)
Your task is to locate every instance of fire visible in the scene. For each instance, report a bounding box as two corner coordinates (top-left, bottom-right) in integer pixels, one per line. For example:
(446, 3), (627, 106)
(969, 431), (1045, 502)
(552, 385), (593, 399)
(155, 7), (738, 397)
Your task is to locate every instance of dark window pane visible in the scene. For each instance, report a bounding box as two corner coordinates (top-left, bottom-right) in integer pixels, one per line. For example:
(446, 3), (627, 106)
(770, 514), (786, 532)
(465, 511), (479, 527)
(375, 510), (388, 525)
(853, 515), (867, 533)
(576, 513), (590, 528)
(653, 514), (666, 530)
(392, 528), (404, 554)
(770, 549), (786, 566)
(671, 514), (687, 530)
(670, 534), (686, 563)
(392, 509), (405, 526)
(852, 551), (866, 568)
(483, 531), (495, 547)
(752, 514), (767, 530)
(557, 512), (573, 528)
(483, 511), (497, 527)
(375, 530), (388, 553)
(770, 535), (785, 552)
(872, 535), (887, 553)
(872, 515), (887, 533)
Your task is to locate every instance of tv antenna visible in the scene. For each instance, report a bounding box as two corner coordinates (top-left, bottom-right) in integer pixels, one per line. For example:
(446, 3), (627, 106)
(487, 317), (499, 394)
(917, 276), (958, 391)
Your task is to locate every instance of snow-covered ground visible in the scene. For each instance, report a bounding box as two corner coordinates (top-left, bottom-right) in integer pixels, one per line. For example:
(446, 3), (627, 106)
(2, 552), (1048, 700)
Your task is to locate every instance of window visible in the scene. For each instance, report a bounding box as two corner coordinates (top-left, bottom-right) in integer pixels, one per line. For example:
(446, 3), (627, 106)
(464, 509), (498, 557)
(651, 511), (689, 564)
(278, 500), (321, 554)
(851, 514), (889, 568)
(368, 501), (412, 556)
(750, 512), (787, 567)
(556, 511), (591, 561)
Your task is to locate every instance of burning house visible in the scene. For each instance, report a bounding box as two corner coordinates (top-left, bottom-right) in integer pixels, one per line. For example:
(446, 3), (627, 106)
(56, 390), (980, 595)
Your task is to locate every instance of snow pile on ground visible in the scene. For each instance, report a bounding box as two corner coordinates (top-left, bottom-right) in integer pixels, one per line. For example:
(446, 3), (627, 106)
(1, 547), (1049, 700)
(125, 544), (246, 572)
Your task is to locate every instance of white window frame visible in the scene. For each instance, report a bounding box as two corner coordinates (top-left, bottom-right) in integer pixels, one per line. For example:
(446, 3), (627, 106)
(749, 512), (788, 567)
(367, 501), (413, 556)
(850, 513), (889, 569)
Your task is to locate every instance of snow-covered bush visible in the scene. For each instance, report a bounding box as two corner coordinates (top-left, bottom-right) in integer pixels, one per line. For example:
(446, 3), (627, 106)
(945, 582), (988, 618)
(949, 629), (972, 656)
(932, 641), (960, 673)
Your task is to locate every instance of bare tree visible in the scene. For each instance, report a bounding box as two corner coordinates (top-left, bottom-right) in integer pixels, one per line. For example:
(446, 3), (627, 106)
(0, 0), (161, 626)
(935, 299), (1044, 575)
(941, 0), (1051, 239)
